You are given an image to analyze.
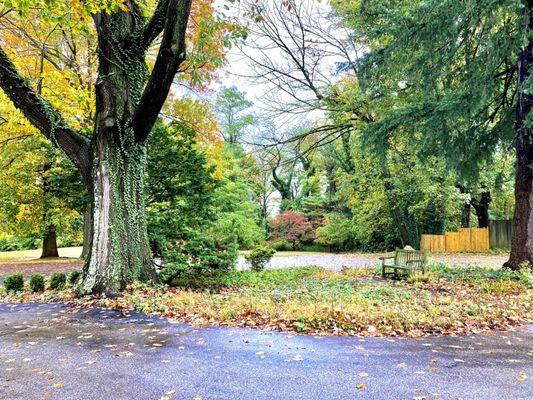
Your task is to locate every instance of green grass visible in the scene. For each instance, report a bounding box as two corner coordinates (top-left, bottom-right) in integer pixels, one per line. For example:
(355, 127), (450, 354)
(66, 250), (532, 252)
(0, 247), (82, 262)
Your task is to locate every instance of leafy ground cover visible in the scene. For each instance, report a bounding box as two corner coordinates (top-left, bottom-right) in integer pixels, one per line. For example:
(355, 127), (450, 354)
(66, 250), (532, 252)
(1, 263), (530, 337)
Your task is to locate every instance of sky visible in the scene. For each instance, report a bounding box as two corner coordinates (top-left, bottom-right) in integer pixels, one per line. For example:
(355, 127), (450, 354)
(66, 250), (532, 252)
(211, 0), (340, 129)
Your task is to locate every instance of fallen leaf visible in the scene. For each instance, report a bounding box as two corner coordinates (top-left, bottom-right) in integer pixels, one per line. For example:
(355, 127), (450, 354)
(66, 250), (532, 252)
(160, 389), (176, 400)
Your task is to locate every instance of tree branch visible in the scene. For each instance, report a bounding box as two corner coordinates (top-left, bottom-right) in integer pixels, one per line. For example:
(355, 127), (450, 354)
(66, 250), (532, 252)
(0, 46), (91, 182)
(131, 0), (192, 142)
(138, 0), (170, 48)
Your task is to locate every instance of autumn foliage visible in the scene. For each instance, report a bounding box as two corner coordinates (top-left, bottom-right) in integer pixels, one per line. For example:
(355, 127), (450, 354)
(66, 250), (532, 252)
(268, 211), (314, 250)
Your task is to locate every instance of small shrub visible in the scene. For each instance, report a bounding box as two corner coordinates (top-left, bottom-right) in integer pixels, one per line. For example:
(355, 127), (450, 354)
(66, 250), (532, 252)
(245, 246), (276, 272)
(407, 273), (432, 284)
(3, 273), (24, 292)
(29, 274), (45, 292)
(68, 270), (81, 285)
(49, 273), (66, 290)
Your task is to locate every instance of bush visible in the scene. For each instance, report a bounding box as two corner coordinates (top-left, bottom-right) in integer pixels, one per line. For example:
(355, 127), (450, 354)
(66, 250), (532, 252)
(0, 235), (40, 251)
(158, 232), (238, 284)
(245, 246), (276, 272)
(316, 214), (357, 251)
(268, 211), (314, 251)
(158, 262), (190, 285)
(49, 273), (66, 290)
(68, 270), (81, 285)
(271, 241), (293, 251)
(4, 273), (24, 292)
(29, 274), (45, 292)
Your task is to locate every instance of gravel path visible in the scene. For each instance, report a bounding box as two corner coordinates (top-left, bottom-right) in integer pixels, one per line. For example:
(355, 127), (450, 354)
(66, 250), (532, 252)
(237, 252), (510, 271)
(0, 302), (531, 400)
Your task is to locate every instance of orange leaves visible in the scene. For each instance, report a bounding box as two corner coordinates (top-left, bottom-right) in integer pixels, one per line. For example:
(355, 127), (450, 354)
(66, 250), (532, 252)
(177, 0), (241, 89)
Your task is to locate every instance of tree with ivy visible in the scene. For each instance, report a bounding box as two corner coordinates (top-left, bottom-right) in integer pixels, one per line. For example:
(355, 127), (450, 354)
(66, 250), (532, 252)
(0, 0), (237, 294)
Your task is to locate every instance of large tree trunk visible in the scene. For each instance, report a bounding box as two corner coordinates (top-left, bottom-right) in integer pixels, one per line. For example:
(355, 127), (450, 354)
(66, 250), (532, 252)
(41, 225), (59, 258)
(80, 208), (92, 260)
(79, 10), (156, 294)
(81, 138), (155, 294)
(0, 1), (193, 295)
(505, 7), (533, 270)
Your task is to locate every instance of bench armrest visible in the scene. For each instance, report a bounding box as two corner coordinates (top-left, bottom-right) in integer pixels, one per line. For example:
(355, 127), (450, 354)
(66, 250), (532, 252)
(379, 256), (395, 261)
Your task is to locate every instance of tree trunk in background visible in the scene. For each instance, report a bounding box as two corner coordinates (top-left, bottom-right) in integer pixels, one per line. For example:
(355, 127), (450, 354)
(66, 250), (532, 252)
(461, 202), (471, 228)
(471, 191), (491, 228)
(40, 157), (59, 258)
(456, 185), (471, 228)
(505, 8), (533, 269)
(381, 161), (418, 248)
(41, 225), (59, 258)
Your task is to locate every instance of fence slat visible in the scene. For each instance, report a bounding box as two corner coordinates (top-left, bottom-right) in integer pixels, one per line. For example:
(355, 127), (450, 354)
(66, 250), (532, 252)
(420, 227), (489, 252)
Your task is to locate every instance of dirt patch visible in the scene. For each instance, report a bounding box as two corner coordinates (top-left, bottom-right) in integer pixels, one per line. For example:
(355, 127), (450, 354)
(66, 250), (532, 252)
(0, 259), (83, 282)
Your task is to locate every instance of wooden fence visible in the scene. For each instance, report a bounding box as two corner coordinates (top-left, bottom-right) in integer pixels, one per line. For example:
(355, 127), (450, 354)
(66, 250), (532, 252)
(489, 220), (512, 249)
(420, 227), (489, 252)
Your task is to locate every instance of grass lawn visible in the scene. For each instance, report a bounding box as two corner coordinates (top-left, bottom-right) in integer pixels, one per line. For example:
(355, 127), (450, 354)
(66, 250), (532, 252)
(0, 246), (82, 261)
(1, 263), (531, 337)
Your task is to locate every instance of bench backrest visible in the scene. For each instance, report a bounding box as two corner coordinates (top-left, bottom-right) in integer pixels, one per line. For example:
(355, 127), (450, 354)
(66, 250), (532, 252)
(394, 249), (427, 266)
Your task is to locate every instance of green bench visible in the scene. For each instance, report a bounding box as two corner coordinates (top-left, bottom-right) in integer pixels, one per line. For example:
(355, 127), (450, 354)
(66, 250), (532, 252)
(380, 248), (427, 278)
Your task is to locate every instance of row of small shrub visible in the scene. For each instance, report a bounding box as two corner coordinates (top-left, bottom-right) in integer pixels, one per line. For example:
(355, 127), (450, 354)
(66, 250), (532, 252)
(3, 270), (81, 293)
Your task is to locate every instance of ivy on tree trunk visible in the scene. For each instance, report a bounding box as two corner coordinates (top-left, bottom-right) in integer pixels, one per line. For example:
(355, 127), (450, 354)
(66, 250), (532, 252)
(0, 0), (193, 294)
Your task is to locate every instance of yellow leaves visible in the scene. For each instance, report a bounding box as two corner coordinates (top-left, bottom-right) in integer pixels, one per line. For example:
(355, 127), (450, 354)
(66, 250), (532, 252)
(53, 382), (64, 388)
(1, 10), (96, 131)
(517, 371), (527, 382)
(160, 389), (177, 400)
(356, 383), (366, 390)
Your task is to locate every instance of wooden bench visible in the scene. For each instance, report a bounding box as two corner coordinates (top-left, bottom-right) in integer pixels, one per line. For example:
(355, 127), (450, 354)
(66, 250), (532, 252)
(380, 248), (427, 278)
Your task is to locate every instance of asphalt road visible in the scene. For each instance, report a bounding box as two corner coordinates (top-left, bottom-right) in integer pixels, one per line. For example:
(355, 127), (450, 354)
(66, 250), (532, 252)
(0, 302), (531, 400)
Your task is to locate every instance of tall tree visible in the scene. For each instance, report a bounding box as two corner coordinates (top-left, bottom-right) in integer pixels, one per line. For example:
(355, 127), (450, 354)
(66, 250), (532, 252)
(0, 8), (96, 257)
(334, 0), (532, 268)
(214, 86), (255, 146)
(0, 0), (229, 294)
